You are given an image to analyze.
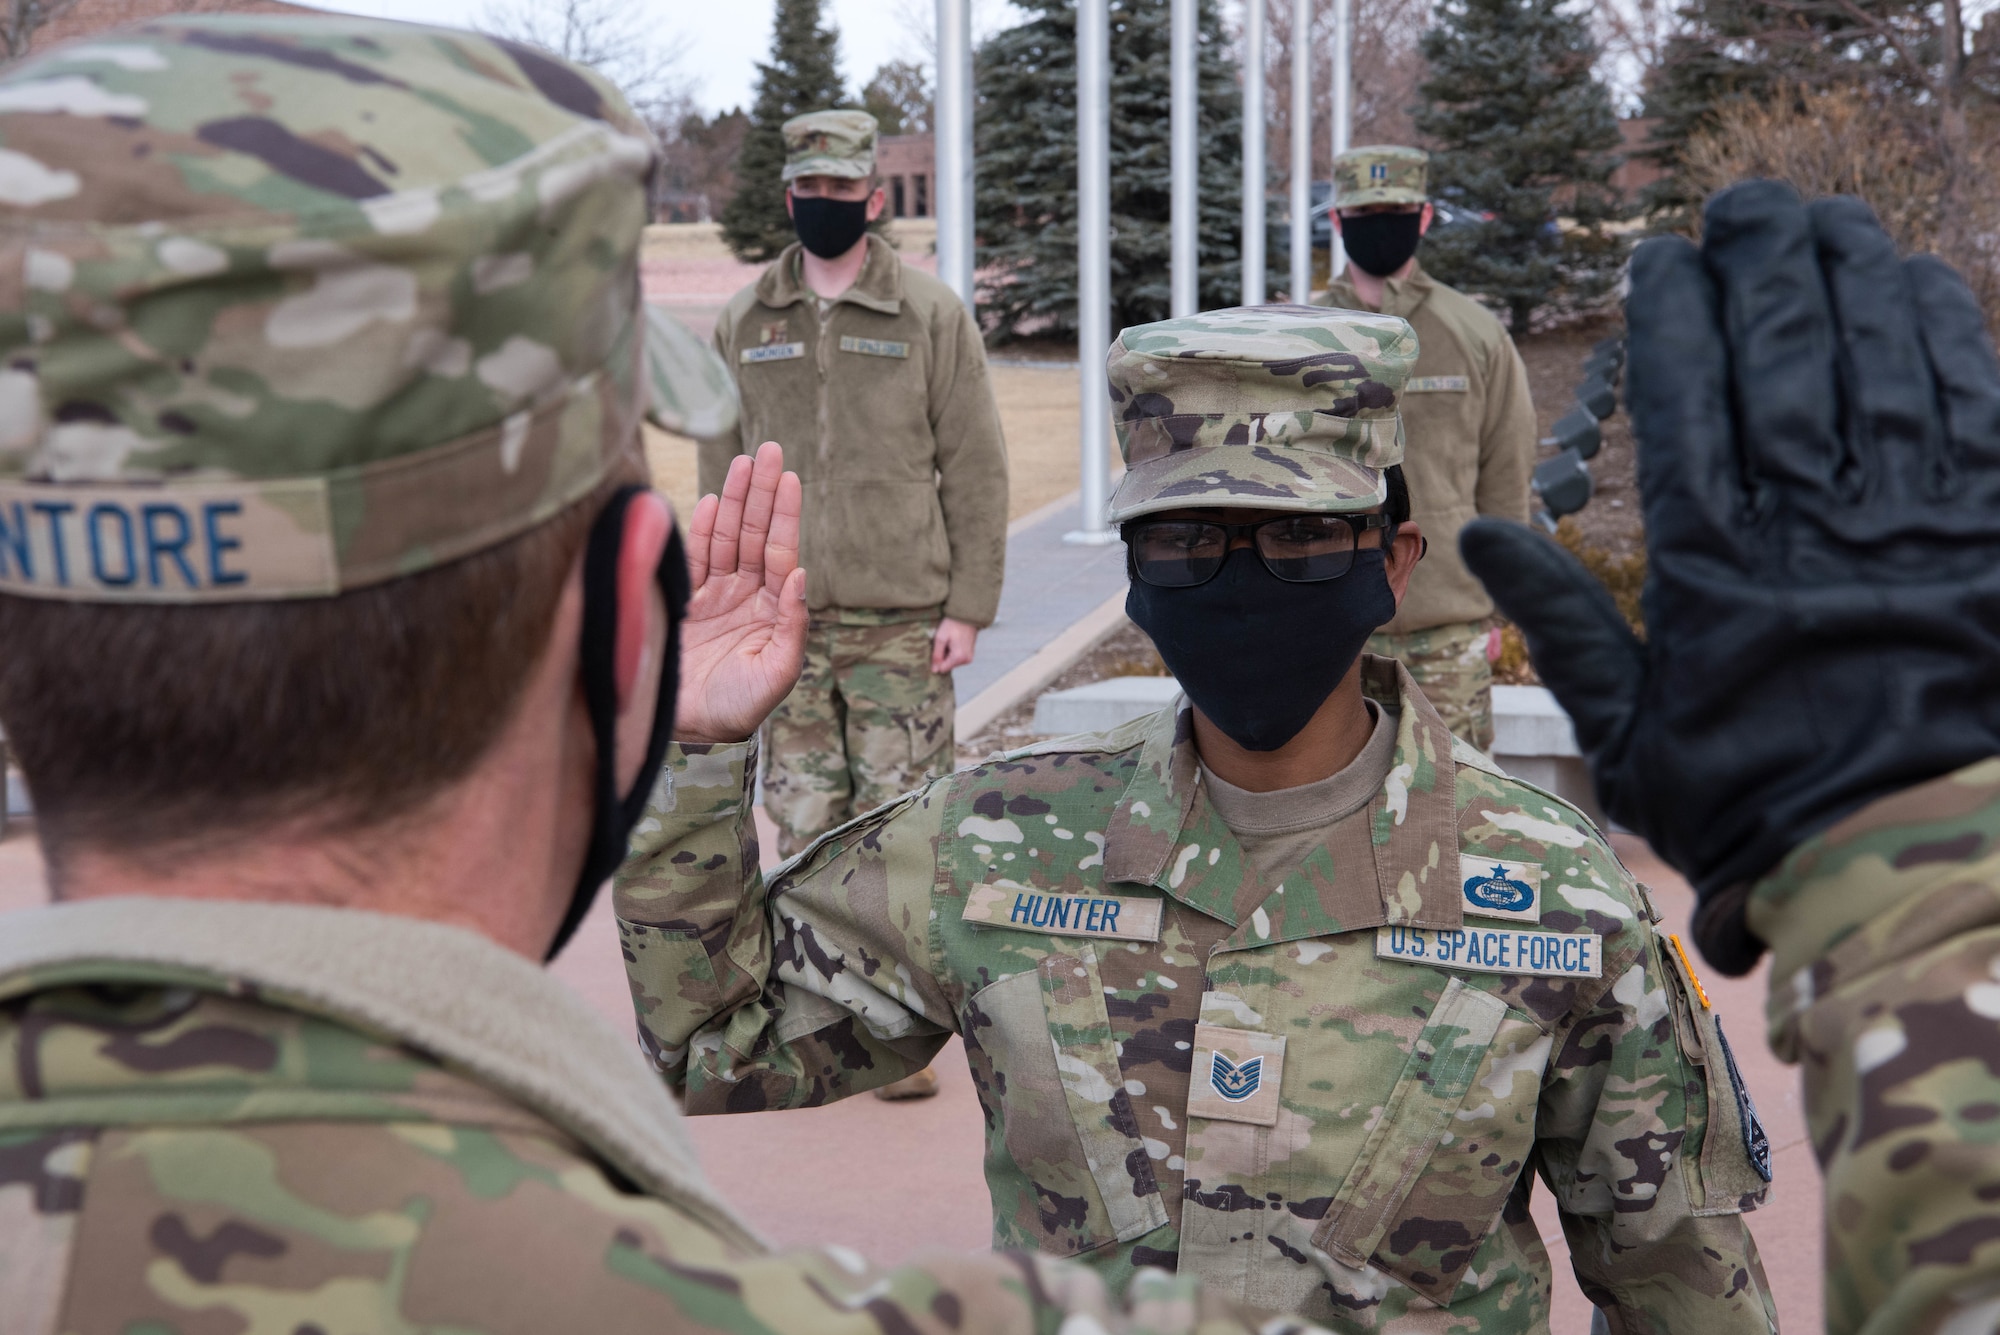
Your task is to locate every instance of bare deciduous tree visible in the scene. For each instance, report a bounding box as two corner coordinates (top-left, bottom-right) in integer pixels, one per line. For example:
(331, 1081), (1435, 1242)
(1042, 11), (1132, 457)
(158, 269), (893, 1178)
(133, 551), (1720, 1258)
(1263, 0), (1431, 184)
(480, 0), (686, 118)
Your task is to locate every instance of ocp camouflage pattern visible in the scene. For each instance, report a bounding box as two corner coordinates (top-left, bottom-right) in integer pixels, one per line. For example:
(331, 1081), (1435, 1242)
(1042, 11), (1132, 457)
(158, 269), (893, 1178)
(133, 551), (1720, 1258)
(780, 109), (877, 182)
(763, 614), (955, 859)
(0, 906), (1320, 1335)
(1368, 619), (1496, 752)
(1749, 757), (2000, 1335)
(617, 656), (1779, 1330)
(1332, 146), (1428, 210)
(0, 16), (682, 601)
(1104, 306), (1417, 522)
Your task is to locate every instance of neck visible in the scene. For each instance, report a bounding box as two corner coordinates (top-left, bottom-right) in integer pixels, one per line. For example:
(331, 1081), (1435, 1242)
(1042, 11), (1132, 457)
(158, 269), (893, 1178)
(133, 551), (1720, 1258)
(1342, 257), (1415, 312)
(53, 589), (594, 961)
(800, 234), (870, 300)
(1192, 661), (1375, 792)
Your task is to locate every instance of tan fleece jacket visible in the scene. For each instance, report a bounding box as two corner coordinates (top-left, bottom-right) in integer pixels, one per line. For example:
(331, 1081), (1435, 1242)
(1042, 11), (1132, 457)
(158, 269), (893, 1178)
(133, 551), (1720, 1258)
(705, 236), (1009, 626)
(1321, 263), (1536, 633)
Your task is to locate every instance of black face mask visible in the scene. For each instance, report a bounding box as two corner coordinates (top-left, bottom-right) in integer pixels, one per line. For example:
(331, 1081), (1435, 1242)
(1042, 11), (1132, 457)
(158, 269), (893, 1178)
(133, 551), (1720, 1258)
(1340, 210), (1425, 278)
(1126, 546), (1396, 752)
(546, 487), (689, 961)
(791, 194), (871, 259)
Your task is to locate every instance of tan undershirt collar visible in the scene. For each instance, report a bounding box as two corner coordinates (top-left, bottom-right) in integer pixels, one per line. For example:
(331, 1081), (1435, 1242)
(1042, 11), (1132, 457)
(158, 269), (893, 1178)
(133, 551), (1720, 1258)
(1200, 699), (1397, 836)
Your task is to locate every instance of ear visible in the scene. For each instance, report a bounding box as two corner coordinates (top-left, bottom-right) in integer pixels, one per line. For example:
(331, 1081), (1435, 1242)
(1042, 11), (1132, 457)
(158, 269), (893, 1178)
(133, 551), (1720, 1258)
(1385, 519), (1425, 608)
(1418, 202), (1434, 237)
(866, 184), (887, 222)
(784, 187), (796, 220)
(1330, 210), (1344, 236)
(615, 491), (673, 709)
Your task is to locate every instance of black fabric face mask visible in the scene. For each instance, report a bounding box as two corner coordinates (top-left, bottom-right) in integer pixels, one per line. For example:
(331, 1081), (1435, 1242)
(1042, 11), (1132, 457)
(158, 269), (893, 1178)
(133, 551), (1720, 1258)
(546, 487), (690, 961)
(1125, 546), (1397, 752)
(791, 194), (871, 259)
(1340, 210), (1425, 278)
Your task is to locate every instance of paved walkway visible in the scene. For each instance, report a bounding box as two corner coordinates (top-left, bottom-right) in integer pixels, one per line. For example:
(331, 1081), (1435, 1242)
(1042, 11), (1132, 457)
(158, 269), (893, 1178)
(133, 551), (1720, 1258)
(952, 493), (1129, 708)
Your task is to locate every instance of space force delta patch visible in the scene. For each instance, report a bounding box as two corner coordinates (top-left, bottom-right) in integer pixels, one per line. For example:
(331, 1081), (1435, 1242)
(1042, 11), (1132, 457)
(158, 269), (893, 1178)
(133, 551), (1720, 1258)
(960, 884), (1163, 942)
(1376, 924), (1602, 978)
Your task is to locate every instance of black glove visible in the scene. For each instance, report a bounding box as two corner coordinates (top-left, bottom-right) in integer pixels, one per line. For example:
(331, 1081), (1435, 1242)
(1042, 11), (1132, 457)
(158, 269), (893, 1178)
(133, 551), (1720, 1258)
(1460, 180), (2000, 975)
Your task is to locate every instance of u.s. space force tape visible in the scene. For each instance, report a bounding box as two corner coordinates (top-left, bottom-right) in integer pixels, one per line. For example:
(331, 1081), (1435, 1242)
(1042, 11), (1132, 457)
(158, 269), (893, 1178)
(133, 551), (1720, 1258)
(0, 369), (640, 603)
(1376, 923), (1603, 978)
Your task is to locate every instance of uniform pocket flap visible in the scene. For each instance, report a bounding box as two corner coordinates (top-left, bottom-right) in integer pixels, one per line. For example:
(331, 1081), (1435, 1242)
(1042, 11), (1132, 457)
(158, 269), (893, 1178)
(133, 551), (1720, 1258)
(1313, 978), (1510, 1274)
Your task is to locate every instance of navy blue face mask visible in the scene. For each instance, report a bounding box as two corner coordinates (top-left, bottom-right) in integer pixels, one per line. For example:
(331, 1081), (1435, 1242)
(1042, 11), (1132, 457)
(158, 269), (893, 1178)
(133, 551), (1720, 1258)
(1126, 546), (1396, 751)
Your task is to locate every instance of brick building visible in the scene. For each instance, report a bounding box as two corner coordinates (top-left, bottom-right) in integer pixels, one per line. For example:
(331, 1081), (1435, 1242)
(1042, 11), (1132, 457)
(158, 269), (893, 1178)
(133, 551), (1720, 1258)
(877, 132), (933, 220)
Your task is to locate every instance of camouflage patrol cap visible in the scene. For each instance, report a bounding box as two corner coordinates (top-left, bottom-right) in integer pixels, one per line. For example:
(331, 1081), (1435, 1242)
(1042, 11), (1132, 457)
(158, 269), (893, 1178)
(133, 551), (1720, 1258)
(781, 109), (877, 182)
(1333, 145), (1429, 209)
(0, 15), (739, 606)
(1104, 304), (1418, 523)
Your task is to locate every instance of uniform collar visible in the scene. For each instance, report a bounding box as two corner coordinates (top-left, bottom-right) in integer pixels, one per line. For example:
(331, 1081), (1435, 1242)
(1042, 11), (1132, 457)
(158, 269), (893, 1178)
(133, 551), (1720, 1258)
(1328, 259), (1436, 321)
(755, 234), (905, 315)
(0, 896), (763, 1251)
(1103, 656), (1465, 940)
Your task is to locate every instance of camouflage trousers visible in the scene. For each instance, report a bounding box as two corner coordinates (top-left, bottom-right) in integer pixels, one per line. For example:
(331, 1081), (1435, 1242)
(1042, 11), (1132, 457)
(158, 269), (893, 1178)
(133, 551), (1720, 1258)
(1366, 619), (1495, 752)
(763, 613), (955, 860)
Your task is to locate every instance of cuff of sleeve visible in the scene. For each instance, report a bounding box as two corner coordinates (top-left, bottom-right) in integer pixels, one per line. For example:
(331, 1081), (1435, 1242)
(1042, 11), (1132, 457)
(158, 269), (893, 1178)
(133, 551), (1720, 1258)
(628, 739), (757, 855)
(941, 598), (996, 629)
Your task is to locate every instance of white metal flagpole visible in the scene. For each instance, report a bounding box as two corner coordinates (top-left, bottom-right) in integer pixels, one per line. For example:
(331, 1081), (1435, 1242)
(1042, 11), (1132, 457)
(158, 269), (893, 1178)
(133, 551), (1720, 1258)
(1240, 0), (1265, 305)
(934, 0), (975, 310)
(1067, 0), (1117, 544)
(1329, 0), (1352, 280)
(1170, 0), (1197, 317)
(1288, 0), (1311, 303)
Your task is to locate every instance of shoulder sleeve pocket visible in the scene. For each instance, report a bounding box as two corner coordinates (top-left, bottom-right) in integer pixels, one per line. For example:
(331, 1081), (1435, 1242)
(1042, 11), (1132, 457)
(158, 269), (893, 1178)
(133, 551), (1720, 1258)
(1313, 978), (1546, 1303)
(1662, 934), (1774, 1213)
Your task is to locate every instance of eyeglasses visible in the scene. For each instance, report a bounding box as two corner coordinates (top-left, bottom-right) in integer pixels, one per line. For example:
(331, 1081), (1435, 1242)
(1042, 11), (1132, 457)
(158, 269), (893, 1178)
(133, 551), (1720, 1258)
(1122, 513), (1392, 588)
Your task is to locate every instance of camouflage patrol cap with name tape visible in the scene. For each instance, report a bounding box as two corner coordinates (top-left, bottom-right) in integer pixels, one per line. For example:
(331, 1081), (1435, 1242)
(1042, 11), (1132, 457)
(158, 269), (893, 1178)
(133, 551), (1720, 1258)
(0, 15), (738, 606)
(1104, 304), (1418, 523)
(1333, 145), (1428, 209)
(781, 109), (876, 182)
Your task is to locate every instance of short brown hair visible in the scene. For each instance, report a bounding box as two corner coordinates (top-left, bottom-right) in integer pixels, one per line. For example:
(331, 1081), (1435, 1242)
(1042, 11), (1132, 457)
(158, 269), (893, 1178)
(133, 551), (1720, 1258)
(0, 468), (637, 880)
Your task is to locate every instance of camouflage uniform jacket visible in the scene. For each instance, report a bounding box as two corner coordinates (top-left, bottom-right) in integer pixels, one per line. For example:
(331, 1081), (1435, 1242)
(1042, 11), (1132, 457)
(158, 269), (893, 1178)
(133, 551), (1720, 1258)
(618, 658), (1779, 1331)
(1319, 266), (1535, 636)
(705, 235), (1008, 626)
(0, 897), (1314, 1335)
(1746, 758), (2000, 1334)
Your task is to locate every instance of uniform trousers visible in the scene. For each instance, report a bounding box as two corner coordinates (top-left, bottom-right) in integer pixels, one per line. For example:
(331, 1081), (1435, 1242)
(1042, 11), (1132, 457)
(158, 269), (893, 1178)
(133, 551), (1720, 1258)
(1366, 619), (1496, 752)
(763, 612), (956, 859)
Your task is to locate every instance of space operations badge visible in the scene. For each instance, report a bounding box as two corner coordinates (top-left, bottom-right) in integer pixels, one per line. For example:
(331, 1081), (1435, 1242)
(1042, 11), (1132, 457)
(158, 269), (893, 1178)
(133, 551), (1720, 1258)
(1186, 1024), (1285, 1126)
(1459, 854), (1542, 923)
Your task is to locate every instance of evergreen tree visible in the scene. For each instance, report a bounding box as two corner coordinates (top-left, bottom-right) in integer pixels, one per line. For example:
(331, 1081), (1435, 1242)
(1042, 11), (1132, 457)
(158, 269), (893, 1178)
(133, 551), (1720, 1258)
(864, 59), (932, 136)
(1414, 0), (1625, 332)
(719, 0), (849, 262)
(1640, 0), (1970, 226)
(974, 0), (1272, 341)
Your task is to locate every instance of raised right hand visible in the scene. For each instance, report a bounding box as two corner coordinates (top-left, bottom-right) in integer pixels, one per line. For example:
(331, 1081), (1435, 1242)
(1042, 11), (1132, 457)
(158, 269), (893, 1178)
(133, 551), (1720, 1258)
(672, 441), (810, 744)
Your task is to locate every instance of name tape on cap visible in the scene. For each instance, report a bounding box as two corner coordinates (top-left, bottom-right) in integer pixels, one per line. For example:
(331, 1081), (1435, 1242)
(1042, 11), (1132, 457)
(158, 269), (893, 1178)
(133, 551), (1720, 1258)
(0, 481), (338, 602)
(961, 883), (1162, 942)
(1376, 924), (1601, 978)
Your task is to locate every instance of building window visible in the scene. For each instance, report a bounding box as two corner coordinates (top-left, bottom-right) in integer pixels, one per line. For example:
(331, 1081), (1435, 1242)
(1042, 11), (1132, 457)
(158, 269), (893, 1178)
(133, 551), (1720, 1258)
(892, 176), (907, 218)
(915, 174), (929, 218)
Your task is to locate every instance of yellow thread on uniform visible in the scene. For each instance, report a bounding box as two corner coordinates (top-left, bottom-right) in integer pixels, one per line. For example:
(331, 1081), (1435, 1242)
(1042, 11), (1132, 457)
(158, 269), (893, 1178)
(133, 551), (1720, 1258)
(1669, 933), (1711, 1008)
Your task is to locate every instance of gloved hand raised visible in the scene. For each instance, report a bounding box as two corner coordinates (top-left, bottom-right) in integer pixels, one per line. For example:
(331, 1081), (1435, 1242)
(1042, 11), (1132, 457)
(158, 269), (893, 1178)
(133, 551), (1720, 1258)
(1460, 180), (2000, 975)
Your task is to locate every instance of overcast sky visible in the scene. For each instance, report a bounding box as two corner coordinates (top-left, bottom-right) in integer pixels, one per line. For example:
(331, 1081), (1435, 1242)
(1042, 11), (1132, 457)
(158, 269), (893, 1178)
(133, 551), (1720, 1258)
(310, 1), (1030, 116)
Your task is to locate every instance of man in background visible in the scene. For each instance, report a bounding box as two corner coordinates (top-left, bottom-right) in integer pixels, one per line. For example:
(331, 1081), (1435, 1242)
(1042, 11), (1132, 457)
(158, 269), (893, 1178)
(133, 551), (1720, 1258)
(1320, 145), (1536, 752)
(706, 109), (1007, 862)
